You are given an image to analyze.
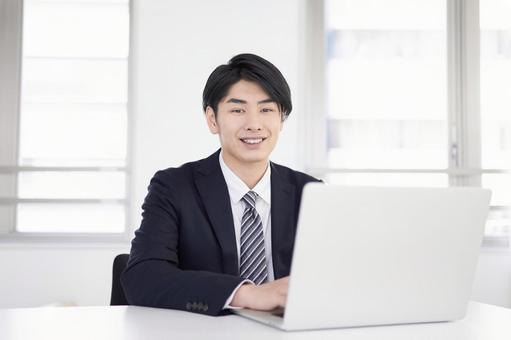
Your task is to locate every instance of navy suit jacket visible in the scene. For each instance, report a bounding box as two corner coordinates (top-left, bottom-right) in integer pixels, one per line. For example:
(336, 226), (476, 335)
(121, 149), (320, 316)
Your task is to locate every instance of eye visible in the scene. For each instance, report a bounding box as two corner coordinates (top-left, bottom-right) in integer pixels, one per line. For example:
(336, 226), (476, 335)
(230, 109), (244, 114)
(261, 108), (274, 113)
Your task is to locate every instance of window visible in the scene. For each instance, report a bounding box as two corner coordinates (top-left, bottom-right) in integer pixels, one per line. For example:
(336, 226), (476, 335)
(306, 0), (510, 242)
(0, 0), (130, 238)
(480, 0), (511, 237)
(325, 0), (447, 181)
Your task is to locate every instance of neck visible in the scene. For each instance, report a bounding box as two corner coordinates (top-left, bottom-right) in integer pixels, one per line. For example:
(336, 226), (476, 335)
(221, 153), (268, 189)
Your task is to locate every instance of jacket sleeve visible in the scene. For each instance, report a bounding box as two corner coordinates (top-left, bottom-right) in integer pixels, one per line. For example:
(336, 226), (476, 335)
(120, 171), (244, 316)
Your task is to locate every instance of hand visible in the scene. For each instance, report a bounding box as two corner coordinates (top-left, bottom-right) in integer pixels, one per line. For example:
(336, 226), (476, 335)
(231, 276), (289, 311)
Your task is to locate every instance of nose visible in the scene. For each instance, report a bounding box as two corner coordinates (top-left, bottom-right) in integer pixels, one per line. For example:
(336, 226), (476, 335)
(244, 109), (262, 131)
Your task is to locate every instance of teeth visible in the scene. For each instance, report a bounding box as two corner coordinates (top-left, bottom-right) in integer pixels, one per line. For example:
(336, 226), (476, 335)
(242, 138), (263, 144)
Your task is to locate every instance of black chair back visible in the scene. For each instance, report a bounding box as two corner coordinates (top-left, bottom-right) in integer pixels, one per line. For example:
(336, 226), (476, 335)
(110, 254), (130, 305)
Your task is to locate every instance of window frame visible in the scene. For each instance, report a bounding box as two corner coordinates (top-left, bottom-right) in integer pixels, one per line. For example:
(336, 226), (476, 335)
(0, 0), (133, 243)
(302, 0), (509, 248)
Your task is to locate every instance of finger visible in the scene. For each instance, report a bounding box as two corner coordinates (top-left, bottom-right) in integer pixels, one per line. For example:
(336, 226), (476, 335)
(278, 294), (287, 307)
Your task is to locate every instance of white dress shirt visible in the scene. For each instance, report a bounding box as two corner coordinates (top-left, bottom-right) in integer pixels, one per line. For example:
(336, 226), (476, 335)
(219, 151), (275, 308)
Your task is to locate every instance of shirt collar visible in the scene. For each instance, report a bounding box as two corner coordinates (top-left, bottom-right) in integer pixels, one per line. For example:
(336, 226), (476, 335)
(219, 150), (271, 205)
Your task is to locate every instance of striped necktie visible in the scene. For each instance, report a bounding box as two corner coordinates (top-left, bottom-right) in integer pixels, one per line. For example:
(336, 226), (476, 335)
(239, 191), (268, 284)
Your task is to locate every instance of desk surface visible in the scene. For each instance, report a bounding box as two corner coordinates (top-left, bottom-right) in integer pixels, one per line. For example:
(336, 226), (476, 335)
(1, 301), (510, 340)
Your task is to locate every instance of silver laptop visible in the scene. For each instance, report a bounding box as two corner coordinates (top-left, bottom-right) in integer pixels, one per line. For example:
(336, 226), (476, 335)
(234, 184), (491, 331)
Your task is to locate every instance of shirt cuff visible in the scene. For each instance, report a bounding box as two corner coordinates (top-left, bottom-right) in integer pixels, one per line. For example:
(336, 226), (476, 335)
(223, 279), (253, 310)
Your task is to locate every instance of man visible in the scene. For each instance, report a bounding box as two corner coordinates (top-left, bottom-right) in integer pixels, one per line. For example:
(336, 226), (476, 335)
(121, 53), (321, 316)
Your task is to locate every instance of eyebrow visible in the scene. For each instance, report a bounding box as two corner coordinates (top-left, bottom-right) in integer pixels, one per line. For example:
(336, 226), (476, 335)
(225, 98), (276, 105)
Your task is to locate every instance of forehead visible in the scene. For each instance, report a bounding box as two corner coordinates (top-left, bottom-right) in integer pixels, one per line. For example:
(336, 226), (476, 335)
(222, 80), (272, 102)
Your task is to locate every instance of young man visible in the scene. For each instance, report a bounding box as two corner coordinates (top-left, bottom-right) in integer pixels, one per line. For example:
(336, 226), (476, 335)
(121, 53), (321, 316)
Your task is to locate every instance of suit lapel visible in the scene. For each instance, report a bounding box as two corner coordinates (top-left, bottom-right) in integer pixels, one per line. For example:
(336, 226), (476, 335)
(270, 163), (296, 278)
(194, 150), (239, 276)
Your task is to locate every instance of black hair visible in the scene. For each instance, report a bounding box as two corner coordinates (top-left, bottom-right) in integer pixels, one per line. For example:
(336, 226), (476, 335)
(202, 53), (292, 120)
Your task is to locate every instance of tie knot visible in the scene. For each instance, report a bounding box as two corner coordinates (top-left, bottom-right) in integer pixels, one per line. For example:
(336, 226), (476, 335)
(242, 191), (257, 209)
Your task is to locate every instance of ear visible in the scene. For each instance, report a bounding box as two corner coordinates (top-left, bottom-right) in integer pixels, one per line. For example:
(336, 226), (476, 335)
(205, 106), (219, 134)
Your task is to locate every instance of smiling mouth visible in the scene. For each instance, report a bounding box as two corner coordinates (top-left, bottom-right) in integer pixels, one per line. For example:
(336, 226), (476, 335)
(240, 137), (267, 145)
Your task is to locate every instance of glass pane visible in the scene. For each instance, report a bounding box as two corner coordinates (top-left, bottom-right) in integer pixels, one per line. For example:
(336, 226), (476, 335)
(485, 208), (510, 236)
(18, 103), (127, 167)
(325, 0), (447, 169)
(481, 174), (511, 236)
(21, 58), (127, 103)
(325, 173), (448, 187)
(18, 171), (126, 199)
(17, 203), (125, 233)
(480, 0), (511, 168)
(23, 1), (129, 58)
(328, 120), (445, 168)
(17, 0), (130, 233)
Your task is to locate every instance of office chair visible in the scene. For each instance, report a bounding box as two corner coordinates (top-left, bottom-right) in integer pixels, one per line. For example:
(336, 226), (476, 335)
(110, 254), (130, 305)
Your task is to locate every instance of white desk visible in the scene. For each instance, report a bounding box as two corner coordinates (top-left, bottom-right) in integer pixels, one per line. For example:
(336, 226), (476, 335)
(1, 301), (510, 340)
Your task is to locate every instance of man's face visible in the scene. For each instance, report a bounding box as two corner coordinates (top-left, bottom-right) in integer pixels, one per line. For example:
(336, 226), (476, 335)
(206, 80), (283, 168)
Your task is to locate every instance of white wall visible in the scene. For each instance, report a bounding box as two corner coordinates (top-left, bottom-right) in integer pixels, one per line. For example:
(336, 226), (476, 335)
(0, 0), (304, 308)
(0, 244), (129, 307)
(0, 0), (510, 309)
(129, 0), (304, 229)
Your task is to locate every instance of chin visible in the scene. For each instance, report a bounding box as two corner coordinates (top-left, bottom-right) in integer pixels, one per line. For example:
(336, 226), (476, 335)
(240, 155), (267, 163)
(239, 151), (270, 164)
